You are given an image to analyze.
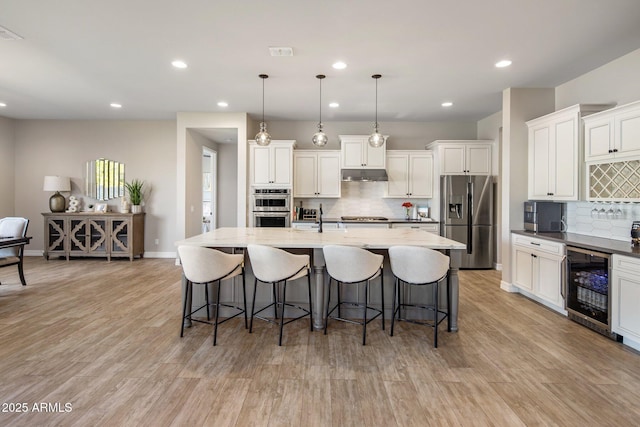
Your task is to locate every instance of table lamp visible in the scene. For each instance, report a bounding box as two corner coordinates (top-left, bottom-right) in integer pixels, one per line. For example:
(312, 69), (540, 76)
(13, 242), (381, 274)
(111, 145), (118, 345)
(43, 176), (71, 212)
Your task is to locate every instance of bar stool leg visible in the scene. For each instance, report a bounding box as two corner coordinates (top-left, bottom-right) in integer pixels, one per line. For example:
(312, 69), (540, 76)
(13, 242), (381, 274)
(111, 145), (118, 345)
(380, 272), (385, 331)
(390, 277), (398, 336)
(273, 284), (279, 319)
(180, 280), (191, 337)
(324, 278), (332, 335)
(242, 269), (248, 329)
(363, 280), (369, 345)
(205, 282), (210, 320)
(250, 278), (258, 333)
(446, 276), (451, 332)
(434, 279), (439, 348)
(213, 279), (221, 346)
(279, 281), (287, 346)
(307, 273), (313, 331)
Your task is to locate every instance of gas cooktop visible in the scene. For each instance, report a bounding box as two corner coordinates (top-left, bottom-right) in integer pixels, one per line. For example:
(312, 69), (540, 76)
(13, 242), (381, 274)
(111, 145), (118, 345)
(341, 216), (389, 222)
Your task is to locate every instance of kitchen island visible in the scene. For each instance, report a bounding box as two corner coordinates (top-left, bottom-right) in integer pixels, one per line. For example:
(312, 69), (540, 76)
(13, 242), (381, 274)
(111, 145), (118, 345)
(176, 227), (466, 331)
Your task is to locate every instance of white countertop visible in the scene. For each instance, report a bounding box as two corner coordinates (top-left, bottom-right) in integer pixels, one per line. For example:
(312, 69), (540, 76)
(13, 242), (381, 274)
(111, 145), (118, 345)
(176, 227), (466, 250)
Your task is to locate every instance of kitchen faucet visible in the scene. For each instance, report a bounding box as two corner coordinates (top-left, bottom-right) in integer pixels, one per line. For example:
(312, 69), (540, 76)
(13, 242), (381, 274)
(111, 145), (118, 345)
(318, 203), (323, 233)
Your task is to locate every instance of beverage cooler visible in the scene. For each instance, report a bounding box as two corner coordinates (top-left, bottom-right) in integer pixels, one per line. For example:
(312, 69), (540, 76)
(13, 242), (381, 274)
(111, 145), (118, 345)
(566, 246), (618, 339)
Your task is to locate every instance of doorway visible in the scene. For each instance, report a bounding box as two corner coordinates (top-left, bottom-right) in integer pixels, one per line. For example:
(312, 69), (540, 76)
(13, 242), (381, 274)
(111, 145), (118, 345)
(202, 147), (217, 232)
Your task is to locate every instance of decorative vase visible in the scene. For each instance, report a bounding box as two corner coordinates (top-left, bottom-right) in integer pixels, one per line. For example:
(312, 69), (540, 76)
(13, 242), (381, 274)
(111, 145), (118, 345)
(131, 205), (142, 214)
(405, 208), (411, 220)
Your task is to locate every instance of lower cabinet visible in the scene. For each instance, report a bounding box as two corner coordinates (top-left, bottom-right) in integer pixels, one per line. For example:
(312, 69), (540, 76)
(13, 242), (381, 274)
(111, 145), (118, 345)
(43, 213), (145, 261)
(511, 233), (565, 313)
(611, 254), (640, 349)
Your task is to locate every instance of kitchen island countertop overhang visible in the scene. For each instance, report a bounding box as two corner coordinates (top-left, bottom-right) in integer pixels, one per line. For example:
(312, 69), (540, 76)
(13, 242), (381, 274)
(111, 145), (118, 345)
(176, 227), (467, 332)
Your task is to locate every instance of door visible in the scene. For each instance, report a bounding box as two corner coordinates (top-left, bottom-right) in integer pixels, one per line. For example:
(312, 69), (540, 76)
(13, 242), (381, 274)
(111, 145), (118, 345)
(386, 154), (409, 197)
(409, 153), (433, 197)
(470, 175), (493, 226)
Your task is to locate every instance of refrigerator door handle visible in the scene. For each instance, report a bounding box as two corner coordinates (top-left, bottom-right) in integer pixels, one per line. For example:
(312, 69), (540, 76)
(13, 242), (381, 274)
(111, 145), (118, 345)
(467, 181), (473, 254)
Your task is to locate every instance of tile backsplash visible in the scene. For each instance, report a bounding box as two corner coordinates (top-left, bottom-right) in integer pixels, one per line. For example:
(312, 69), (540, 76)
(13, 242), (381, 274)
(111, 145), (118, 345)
(566, 201), (640, 242)
(294, 181), (432, 219)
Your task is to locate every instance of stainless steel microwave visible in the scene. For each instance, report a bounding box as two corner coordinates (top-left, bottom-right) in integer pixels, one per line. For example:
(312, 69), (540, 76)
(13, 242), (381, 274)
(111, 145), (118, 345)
(524, 201), (564, 232)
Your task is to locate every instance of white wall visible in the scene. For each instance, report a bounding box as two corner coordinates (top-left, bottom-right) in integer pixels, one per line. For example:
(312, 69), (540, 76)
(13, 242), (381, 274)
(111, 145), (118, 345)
(176, 112), (249, 241)
(556, 48), (640, 109)
(500, 88), (555, 290)
(0, 117), (15, 218)
(262, 120), (478, 150)
(13, 120), (177, 256)
(477, 111), (502, 267)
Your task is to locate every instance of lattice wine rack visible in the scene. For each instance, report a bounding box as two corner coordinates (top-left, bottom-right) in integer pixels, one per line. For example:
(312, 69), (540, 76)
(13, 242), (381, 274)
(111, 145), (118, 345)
(589, 160), (640, 201)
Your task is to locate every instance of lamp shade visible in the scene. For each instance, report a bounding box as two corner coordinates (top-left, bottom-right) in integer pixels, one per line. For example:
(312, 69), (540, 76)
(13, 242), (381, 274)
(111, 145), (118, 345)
(43, 176), (71, 192)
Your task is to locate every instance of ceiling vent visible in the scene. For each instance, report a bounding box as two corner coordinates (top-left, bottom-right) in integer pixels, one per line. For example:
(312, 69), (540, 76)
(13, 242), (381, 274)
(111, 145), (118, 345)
(269, 47), (293, 57)
(0, 25), (23, 40)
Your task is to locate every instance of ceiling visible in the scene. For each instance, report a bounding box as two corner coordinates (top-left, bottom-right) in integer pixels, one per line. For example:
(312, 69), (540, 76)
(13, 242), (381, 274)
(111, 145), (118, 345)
(1, 0), (640, 123)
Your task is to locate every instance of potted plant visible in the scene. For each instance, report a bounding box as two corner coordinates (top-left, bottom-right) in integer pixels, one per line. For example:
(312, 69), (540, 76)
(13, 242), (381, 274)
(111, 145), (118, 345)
(125, 179), (144, 213)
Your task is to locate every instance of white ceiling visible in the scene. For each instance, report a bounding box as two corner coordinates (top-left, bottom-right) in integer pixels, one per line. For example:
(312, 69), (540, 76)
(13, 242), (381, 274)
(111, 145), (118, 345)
(1, 0), (640, 122)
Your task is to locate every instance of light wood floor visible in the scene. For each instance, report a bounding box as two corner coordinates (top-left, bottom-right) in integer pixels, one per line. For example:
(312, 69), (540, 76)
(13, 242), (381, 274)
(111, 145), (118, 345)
(1, 258), (640, 426)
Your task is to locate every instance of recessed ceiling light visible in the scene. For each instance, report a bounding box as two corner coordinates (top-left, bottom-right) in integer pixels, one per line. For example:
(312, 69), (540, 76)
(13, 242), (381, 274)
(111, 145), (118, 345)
(495, 59), (512, 68)
(332, 61), (347, 70)
(0, 102), (6, 107)
(441, 102), (453, 107)
(329, 102), (339, 108)
(217, 101), (228, 107)
(110, 103), (122, 108)
(171, 60), (188, 69)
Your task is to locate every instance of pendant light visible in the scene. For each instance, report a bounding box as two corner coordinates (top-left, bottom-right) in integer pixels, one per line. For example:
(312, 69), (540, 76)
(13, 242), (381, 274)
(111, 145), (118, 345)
(255, 74), (271, 146)
(368, 74), (385, 148)
(312, 74), (328, 147)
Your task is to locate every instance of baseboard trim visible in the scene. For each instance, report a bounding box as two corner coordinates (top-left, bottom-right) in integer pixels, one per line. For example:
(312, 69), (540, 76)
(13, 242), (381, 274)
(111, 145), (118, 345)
(500, 280), (519, 293)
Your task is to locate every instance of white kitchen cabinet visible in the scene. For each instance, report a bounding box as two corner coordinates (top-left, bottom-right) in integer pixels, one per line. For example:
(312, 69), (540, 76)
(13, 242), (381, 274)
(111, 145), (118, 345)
(511, 233), (566, 313)
(293, 150), (341, 198)
(390, 222), (439, 234)
(249, 141), (295, 187)
(584, 100), (640, 162)
(611, 254), (640, 350)
(386, 151), (433, 198)
(527, 104), (612, 201)
(339, 135), (387, 169)
(426, 140), (492, 175)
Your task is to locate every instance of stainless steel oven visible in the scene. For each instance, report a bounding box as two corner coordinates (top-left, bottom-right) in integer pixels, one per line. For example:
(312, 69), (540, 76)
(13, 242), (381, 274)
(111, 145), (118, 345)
(252, 188), (291, 212)
(566, 246), (618, 339)
(251, 188), (291, 227)
(253, 212), (291, 228)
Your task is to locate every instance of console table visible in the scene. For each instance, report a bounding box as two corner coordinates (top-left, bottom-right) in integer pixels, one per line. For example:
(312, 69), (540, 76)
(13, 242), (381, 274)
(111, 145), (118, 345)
(42, 212), (145, 261)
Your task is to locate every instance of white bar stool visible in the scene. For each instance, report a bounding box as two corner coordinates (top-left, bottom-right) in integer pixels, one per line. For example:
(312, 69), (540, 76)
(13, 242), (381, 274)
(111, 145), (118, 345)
(177, 245), (247, 346)
(388, 245), (450, 347)
(247, 244), (313, 346)
(322, 245), (384, 345)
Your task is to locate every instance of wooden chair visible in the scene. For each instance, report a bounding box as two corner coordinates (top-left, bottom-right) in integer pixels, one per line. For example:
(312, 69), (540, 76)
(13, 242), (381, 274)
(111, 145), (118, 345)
(0, 217), (30, 286)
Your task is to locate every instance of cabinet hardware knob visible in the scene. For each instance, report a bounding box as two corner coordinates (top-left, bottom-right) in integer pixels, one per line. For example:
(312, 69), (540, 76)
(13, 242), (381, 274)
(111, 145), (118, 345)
(613, 149), (618, 152)
(608, 149), (613, 153)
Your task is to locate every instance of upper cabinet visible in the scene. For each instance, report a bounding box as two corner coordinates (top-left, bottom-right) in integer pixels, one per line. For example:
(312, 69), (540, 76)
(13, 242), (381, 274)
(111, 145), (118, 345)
(584, 100), (640, 162)
(427, 140), (492, 175)
(339, 135), (387, 169)
(249, 140), (295, 187)
(385, 151), (433, 198)
(293, 150), (341, 198)
(527, 104), (612, 201)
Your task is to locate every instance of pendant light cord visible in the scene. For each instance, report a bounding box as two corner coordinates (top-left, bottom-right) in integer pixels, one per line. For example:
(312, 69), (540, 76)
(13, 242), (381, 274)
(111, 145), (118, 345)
(262, 77), (265, 123)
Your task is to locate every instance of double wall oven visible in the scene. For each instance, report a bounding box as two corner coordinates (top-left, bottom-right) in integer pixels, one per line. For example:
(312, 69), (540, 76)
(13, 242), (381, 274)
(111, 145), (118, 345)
(251, 188), (291, 227)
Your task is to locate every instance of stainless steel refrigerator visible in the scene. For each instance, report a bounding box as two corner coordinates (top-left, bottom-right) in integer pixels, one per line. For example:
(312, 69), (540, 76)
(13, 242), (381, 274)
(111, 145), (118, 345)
(441, 175), (494, 269)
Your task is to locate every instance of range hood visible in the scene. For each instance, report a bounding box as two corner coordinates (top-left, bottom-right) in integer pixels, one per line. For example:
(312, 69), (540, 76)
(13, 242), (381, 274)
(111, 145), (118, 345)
(341, 169), (388, 182)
